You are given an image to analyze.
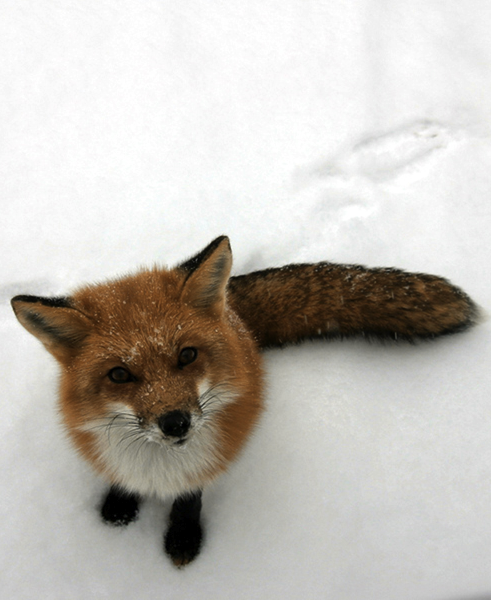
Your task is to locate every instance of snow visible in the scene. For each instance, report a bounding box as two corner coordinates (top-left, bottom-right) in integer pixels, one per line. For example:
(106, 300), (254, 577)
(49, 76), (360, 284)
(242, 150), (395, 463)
(1, 1), (491, 598)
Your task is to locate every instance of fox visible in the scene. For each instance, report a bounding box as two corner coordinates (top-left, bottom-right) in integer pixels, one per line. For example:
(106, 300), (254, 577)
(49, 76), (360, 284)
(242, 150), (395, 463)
(11, 235), (478, 566)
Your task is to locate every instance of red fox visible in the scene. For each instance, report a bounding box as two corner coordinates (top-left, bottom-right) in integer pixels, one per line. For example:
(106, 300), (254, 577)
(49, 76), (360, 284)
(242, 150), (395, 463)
(11, 236), (478, 566)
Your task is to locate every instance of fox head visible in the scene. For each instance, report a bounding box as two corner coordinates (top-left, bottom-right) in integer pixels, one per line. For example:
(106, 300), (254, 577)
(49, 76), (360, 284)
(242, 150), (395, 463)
(11, 236), (264, 499)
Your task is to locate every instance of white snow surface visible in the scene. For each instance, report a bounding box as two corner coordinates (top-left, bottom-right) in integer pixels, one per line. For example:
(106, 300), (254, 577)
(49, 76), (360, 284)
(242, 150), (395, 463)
(1, 2), (491, 599)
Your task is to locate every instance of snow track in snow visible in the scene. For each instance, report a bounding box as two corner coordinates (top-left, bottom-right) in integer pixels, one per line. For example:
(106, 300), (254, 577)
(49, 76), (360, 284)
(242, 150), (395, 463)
(315, 120), (462, 184)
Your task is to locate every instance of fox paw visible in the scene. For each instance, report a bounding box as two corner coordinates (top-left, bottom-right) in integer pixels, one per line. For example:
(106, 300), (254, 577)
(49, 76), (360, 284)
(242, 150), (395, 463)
(164, 520), (203, 567)
(101, 487), (140, 526)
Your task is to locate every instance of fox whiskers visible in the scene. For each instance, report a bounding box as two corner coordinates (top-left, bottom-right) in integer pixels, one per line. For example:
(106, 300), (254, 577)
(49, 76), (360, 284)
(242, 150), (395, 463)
(80, 410), (149, 459)
(198, 382), (237, 416)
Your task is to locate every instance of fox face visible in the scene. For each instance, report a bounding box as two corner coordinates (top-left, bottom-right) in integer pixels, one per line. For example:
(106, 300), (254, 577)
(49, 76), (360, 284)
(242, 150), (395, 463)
(12, 237), (264, 501)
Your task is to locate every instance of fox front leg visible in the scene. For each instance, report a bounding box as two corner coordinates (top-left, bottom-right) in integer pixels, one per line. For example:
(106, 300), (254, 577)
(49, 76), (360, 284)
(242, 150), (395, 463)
(165, 490), (203, 567)
(101, 485), (141, 526)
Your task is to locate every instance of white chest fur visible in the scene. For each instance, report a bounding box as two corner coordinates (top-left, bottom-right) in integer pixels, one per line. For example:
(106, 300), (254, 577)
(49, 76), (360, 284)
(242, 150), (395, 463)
(81, 404), (222, 500)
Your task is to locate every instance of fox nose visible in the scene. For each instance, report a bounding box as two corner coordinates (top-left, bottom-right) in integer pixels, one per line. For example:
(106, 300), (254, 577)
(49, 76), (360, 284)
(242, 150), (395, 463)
(158, 410), (191, 438)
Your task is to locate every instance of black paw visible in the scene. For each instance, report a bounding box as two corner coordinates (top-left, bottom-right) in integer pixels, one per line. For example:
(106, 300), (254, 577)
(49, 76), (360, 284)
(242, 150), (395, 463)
(101, 487), (140, 526)
(164, 519), (203, 567)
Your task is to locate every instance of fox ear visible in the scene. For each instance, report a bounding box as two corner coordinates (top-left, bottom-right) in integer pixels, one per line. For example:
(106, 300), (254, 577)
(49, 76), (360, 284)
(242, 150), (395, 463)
(180, 236), (232, 313)
(11, 295), (92, 363)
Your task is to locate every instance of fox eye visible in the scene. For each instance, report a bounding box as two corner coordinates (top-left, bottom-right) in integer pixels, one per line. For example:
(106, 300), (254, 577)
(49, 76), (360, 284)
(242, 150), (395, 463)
(107, 367), (133, 384)
(178, 347), (198, 368)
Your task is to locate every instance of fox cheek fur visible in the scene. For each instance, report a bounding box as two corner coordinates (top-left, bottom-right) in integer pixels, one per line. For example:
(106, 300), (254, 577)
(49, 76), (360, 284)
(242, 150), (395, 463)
(11, 235), (478, 567)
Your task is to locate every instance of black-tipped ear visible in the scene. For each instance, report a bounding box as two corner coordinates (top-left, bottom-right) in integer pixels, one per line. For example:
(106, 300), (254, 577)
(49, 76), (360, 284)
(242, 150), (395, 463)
(11, 295), (92, 363)
(180, 236), (232, 313)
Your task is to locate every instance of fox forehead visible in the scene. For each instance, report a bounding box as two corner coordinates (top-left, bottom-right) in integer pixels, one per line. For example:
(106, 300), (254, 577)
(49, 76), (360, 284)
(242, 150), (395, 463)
(73, 267), (183, 318)
(69, 268), (225, 367)
(73, 269), (192, 337)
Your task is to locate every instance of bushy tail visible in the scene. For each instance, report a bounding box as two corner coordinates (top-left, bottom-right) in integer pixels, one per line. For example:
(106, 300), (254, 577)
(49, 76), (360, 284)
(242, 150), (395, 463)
(227, 262), (479, 349)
